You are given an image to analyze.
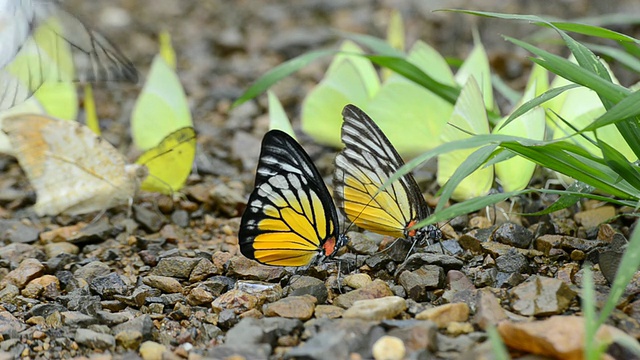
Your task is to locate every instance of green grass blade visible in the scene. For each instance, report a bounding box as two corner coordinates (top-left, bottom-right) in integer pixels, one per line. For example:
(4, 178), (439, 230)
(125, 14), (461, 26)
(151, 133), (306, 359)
(487, 325), (511, 360)
(584, 89), (640, 131)
(599, 138), (640, 190)
(436, 145), (498, 212)
(586, 43), (640, 73)
(232, 49), (336, 108)
(526, 181), (595, 216)
(500, 84), (579, 130)
(582, 267), (603, 360)
(446, 10), (640, 43)
(501, 141), (637, 199)
(365, 55), (461, 104)
(417, 190), (527, 227)
(506, 37), (629, 103)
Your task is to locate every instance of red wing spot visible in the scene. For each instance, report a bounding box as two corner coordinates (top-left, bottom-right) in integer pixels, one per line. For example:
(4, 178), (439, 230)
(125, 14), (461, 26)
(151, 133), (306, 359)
(406, 219), (418, 237)
(323, 237), (337, 256)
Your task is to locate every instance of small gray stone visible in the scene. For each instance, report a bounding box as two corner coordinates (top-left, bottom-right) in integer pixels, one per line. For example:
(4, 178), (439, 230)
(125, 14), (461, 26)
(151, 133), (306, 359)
(74, 328), (115, 350)
(112, 315), (154, 341)
(288, 276), (328, 303)
(398, 265), (445, 301)
(61, 311), (98, 327)
(171, 210), (190, 228)
(509, 275), (577, 316)
(189, 258), (216, 282)
(395, 253), (463, 277)
(133, 204), (165, 232)
(74, 261), (111, 282)
(90, 272), (129, 299)
(495, 248), (529, 274)
(27, 303), (67, 319)
(152, 257), (201, 279)
(0, 219), (39, 244)
(347, 232), (378, 255)
(0, 311), (26, 334)
(492, 223), (534, 249)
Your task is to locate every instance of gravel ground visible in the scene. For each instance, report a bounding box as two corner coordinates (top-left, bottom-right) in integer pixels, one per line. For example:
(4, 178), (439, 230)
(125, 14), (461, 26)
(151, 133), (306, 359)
(0, 1), (640, 359)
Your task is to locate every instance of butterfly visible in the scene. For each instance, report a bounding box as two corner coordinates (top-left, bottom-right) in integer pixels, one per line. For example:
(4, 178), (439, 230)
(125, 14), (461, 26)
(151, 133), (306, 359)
(0, 1), (138, 111)
(239, 130), (348, 267)
(333, 104), (442, 249)
(2, 114), (195, 216)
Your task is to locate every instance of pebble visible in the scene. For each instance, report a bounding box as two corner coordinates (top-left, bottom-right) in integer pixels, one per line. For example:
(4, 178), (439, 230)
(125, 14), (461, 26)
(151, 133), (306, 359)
(347, 232), (379, 255)
(44, 242), (80, 259)
(263, 295), (316, 320)
(75, 328), (115, 350)
(372, 335), (405, 360)
(343, 296), (406, 321)
(343, 273), (372, 289)
(189, 258), (217, 282)
(574, 206), (616, 228)
(211, 289), (261, 314)
(139, 341), (167, 360)
(186, 287), (214, 306)
(474, 289), (507, 330)
(142, 275), (183, 293)
(415, 303), (470, 328)
(0, 219), (39, 244)
(509, 276), (577, 316)
(0, 311), (26, 334)
(112, 315), (154, 341)
(90, 272), (129, 299)
(227, 257), (286, 281)
(152, 257), (201, 279)
(498, 315), (626, 359)
(74, 261), (111, 282)
(386, 320), (437, 353)
(287, 276), (327, 303)
(314, 305), (344, 319)
(399, 265), (444, 301)
(334, 279), (394, 308)
(0, 258), (45, 289)
(492, 222), (534, 248)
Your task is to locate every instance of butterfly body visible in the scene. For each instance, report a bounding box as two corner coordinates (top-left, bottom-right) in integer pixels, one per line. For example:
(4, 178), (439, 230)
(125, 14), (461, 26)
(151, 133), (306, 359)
(239, 130), (347, 267)
(334, 104), (441, 248)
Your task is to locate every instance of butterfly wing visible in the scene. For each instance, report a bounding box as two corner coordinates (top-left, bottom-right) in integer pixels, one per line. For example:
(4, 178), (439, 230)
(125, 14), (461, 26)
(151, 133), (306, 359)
(334, 104), (430, 239)
(0, 1), (137, 110)
(2, 114), (139, 216)
(135, 127), (196, 194)
(239, 130), (342, 267)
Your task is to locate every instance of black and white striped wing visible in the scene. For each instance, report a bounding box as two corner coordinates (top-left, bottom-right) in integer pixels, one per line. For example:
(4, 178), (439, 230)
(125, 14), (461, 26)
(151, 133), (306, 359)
(239, 130), (343, 267)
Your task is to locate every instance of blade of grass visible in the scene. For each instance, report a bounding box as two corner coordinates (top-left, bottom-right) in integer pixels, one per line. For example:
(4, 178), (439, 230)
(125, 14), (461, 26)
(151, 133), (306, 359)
(582, 267), (603, 360)
(586, 43), (640, 74)
(436, 145), (498, 213)
(505, 37), (629, 102)
(232, 49), (337, 108)
(598, 138), (640, 190)
(445, 10), (640, 44)
(487, 325), (511, 360)
(584, 89), (640, 131)
(499, 83), (579, 130)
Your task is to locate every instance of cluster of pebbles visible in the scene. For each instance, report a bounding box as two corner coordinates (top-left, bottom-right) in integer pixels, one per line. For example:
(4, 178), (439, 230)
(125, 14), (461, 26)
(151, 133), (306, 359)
(1, 0), (639, 359)
(0, 184), (637, 359)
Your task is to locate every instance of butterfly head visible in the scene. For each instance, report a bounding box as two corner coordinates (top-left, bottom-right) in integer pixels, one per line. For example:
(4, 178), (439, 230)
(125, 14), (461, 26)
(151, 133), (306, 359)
(407, 221), (442, 248)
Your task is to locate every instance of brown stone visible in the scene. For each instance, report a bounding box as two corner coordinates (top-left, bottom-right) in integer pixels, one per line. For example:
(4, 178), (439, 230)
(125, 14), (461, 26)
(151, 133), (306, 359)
(416, 303), (470, 328)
